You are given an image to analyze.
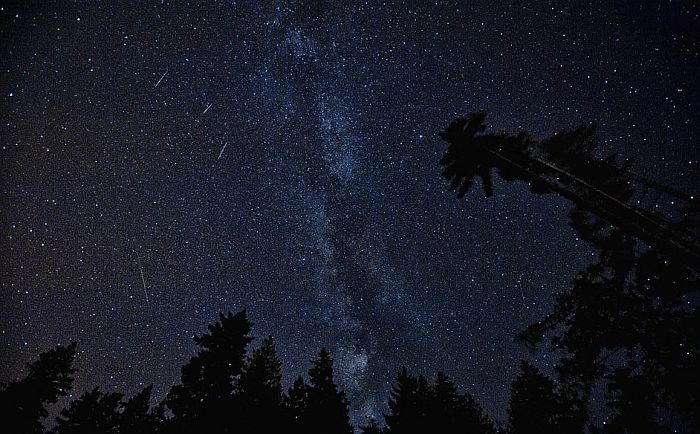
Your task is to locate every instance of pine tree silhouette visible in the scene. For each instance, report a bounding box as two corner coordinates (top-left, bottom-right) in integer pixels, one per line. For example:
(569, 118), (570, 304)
(304, 348), (353, 434)
(516, 245), (699, 431)
(4, 314), (521, 433)
(0, 342), (77, 433)
(507, 361), (584, 434)
(383, 368), (495, 434)
(237, 335), (289, 431)
(599, 368), (658, 434)
(164, 310), (253, 433)
(432, 371), (495, 433)
(384, 368), (429, 433)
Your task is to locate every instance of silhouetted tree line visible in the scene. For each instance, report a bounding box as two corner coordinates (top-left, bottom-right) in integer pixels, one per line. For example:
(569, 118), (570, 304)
(439, 112), (699, 433)
(3, 309), (596, 434)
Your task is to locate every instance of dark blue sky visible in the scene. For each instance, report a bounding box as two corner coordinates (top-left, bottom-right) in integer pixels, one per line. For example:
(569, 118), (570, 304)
(1, 0), (697, 426)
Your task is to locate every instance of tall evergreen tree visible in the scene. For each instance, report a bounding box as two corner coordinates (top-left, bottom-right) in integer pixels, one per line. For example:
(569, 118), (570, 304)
(384, 368), (495, 434)
(0, 342), (77, 433)
(304, 347), (353, 434)
(600, 368), (658, 434)
(432, 371), (495, 433)
(383, 368), (429, 433)
(237, 335), (288, 431)
(164, 310), (253, 433)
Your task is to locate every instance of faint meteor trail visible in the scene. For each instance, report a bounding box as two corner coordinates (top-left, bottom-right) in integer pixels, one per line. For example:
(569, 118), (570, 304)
(202, 103), (213, 115)
(136, 255), (150, 304)
(217, 142), (228, 161)
(154, 69), (168, 88)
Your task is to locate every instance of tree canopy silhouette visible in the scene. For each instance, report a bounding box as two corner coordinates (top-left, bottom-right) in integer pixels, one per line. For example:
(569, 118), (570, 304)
(439, 112), (699, 432)
(51, 386), (160, 434)
(439, 111), (700, 271)
(507, 361), (584, 434)
(17, 302), (694, 433)
(285, 375), (310, 433)
(236, 335), (287, 431)
(164, 310), (253, 432)
(52, 387), (122, 434)
(303, 347), (354, 434)
(381, 368), (496, 434)
(0, 342), (77, 433)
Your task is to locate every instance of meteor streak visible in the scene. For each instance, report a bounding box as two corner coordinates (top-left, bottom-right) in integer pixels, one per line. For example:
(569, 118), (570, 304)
(154, 69), (168, 88)
(136, 255), (150, 304)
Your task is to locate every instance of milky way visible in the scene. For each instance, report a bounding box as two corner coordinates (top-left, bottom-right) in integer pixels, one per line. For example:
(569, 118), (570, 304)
(1, 1), (697, 426)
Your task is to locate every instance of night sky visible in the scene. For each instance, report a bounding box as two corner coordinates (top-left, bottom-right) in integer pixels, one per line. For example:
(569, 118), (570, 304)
(2, 0), (698, 426)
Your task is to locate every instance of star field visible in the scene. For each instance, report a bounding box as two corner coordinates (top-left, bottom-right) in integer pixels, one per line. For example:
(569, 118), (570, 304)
(1, 0), (698, 426)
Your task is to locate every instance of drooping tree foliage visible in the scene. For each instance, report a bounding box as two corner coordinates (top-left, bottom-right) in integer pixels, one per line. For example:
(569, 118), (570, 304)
(0, 342), (77, 433)
(439, 112), (699, 432)
(439, 111), (700, 270)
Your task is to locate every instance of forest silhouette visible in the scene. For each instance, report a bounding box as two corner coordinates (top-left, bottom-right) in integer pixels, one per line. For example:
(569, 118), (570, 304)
(2, 113), (697, 433)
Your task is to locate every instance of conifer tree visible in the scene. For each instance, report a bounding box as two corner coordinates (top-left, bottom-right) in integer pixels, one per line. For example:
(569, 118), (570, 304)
(119, 385), (161, 433)
(304, 347), (353, 434)
(600, 368), (658, 434)
(165, 310), (253, 432)
(438, 111), (699, 269)
(384, 368), (427, 433)
(0, 342), (77, 433)
(237, 335), (287, 431)
(52, 385), (161, 434)
(432, 371), (465, 429)
(433, 371), (495, 433)
(52, 387), (122, 434)
(384, 368), (495, 434)
(507, 361), (582, 434)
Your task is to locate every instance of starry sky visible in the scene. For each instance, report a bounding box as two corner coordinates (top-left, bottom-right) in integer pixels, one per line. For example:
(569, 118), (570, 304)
(1, 0), (698, 426)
